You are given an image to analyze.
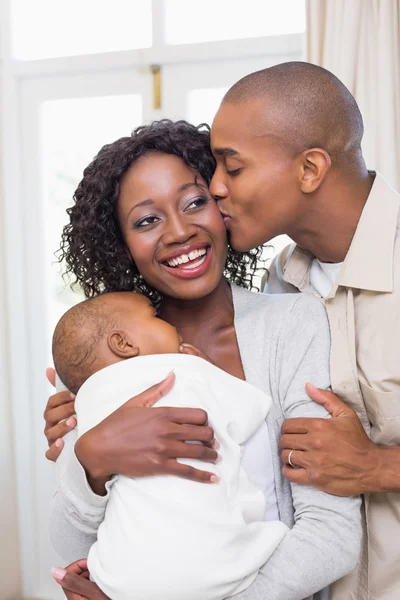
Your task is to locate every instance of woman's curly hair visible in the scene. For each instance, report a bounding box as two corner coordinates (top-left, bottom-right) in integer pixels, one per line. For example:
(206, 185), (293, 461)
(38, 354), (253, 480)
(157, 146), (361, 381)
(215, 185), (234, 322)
(59, 119), (265, 305)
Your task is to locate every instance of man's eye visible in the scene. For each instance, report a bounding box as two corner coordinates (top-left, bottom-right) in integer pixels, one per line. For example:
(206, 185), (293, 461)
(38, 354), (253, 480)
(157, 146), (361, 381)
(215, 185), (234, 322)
(134, 216), (160, 228)
(226, 168), (241, 177)
(186, 195), (209, 210)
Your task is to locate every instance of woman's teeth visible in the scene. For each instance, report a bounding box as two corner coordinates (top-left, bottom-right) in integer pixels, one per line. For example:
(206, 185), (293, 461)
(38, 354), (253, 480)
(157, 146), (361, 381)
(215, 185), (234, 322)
(166, 248), (207, 268)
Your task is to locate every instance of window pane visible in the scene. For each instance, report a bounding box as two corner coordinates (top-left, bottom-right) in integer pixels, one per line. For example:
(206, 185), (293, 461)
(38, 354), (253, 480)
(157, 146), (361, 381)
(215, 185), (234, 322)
(41, 94), (143, 337)
(165, 0), (305, 45)
(187, 88), (228, 126)
(12, 0), (152, 60)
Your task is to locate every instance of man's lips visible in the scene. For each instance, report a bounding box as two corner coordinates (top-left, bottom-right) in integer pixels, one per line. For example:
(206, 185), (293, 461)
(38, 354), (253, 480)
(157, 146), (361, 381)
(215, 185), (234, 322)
(217, 205), (232, 222)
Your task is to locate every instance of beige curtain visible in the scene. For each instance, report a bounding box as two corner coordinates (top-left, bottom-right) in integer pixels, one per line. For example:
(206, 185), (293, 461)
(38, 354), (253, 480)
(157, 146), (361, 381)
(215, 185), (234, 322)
(306, 0), (400, 192)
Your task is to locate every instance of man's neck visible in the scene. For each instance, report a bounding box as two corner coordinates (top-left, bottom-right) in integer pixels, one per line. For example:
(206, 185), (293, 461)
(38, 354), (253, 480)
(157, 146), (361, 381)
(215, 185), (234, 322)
(159, 278), (234, 334)
(290, 171), (375, 263)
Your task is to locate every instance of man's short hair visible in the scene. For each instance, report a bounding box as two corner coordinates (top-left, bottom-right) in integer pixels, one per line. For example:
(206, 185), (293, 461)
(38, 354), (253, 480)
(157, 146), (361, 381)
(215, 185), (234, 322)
(223, 61), (364, 165)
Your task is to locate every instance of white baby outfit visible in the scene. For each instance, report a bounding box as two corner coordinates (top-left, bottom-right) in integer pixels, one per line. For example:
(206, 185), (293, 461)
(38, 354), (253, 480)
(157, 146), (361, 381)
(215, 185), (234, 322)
(75, 353), (289, 600)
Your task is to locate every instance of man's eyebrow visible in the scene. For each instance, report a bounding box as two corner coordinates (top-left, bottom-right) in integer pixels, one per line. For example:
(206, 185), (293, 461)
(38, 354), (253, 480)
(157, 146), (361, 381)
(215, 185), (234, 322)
(212, 147), (239, 157)
(178, 182), (207, 193)
(126, 198), (154, 222)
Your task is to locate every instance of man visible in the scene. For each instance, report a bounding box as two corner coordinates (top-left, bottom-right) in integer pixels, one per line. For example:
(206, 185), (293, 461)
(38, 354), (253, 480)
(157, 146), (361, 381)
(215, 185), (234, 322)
(210, 61), (400, 600)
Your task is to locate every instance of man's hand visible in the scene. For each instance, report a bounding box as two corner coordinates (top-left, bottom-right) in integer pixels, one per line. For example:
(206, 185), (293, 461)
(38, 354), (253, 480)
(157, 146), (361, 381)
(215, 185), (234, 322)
(51, 560), (109, 599)
(280, 383), (384, 496)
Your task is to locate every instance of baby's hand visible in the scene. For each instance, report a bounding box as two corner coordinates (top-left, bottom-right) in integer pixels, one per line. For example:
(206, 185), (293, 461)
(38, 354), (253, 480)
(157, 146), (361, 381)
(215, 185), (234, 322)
(179, 343), (216, 366)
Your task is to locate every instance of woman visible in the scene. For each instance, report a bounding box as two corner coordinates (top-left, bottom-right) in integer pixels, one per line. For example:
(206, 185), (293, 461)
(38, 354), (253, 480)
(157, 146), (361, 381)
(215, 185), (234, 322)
(45, 120), (361, 600)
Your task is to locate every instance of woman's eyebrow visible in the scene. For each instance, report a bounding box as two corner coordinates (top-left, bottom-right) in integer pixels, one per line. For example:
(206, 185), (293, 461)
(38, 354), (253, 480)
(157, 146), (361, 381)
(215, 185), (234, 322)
(178, 182), (207, 193)
(126, 198), (154, 221)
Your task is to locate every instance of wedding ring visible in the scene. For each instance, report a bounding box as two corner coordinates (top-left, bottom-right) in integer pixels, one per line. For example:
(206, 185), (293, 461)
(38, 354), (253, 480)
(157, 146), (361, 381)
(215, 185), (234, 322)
(288, 449), (296, 468)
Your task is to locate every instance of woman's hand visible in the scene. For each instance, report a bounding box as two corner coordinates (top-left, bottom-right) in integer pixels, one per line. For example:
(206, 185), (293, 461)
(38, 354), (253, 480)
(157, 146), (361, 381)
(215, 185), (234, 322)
(44, 367), (77, 462)
(75, 371), (219, 494)
(51, 559), (109, 599)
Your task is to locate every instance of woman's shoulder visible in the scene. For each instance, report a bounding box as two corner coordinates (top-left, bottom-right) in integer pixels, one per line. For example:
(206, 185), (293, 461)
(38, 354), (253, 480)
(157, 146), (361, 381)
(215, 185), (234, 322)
(231, 284), (327, 325)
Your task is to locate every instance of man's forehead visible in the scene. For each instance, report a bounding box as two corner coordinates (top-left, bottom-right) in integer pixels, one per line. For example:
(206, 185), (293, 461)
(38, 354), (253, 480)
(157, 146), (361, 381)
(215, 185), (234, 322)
(212, 99), (274, 147)
(212, 98), (291, 154)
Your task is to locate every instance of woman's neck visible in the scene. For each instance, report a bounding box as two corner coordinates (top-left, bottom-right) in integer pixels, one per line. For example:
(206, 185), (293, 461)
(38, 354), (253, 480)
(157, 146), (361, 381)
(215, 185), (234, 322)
(159, 278), (234, 334)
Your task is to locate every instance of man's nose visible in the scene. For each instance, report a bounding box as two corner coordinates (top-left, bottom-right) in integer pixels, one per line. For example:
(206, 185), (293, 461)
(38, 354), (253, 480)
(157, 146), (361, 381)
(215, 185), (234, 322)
(163, 214), (198, 245)
(210, 170), (229, 201)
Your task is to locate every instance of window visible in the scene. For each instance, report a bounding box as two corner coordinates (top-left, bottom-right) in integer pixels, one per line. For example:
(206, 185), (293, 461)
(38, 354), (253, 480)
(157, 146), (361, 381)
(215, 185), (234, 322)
(11, 0), (152, 59)
(165, 0), (305, 45)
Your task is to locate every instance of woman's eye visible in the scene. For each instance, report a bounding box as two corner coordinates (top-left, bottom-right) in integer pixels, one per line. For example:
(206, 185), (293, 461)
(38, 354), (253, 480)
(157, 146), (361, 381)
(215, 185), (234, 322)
(134, 215), (160, 228)
(226, 168), (241, 177)
(186, 195), (209, 210)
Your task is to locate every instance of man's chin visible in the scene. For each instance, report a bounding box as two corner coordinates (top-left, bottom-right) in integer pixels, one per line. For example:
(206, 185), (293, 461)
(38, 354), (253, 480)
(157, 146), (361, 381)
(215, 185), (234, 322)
(226, 229), (255, 253)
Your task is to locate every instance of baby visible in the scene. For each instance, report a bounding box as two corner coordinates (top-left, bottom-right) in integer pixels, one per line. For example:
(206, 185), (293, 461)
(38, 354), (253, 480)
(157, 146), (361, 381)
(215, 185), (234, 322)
(52, 291), (288, 600)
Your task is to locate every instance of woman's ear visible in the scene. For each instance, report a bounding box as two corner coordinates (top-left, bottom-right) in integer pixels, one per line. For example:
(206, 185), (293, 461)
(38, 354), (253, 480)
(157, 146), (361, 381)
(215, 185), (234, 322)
(124, 247), (133, 263)
(108, 330), (139, 358)
(299, 148), (331, 194)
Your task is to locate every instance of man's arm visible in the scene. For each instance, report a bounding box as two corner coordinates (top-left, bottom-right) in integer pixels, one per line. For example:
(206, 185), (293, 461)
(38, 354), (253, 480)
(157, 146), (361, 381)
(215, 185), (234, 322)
(281, 385), (400, 495)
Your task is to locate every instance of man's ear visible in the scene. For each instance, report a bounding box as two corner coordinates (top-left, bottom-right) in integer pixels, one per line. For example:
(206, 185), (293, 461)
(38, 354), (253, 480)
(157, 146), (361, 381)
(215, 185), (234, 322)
(299, 148), (331, 194)
(108, 330), (139, 358)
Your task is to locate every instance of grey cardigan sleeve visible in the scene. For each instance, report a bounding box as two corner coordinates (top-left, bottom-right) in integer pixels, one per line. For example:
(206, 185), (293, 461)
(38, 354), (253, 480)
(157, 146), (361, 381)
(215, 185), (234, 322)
(49, 428), (113, 563)
(233, 295), (362, 600)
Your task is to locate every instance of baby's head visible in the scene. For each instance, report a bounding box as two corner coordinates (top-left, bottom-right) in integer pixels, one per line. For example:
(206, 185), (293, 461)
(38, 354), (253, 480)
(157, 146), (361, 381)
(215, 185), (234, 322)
(52, 291), (181, 394)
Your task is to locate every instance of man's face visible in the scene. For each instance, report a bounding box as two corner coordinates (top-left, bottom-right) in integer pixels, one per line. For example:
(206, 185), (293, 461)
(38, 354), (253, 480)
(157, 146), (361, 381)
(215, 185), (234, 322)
(210, 99), (302, 252)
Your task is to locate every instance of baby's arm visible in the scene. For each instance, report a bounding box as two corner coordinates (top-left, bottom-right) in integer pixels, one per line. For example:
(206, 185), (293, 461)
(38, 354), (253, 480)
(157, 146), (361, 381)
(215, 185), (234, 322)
(232, 295), (362, 600)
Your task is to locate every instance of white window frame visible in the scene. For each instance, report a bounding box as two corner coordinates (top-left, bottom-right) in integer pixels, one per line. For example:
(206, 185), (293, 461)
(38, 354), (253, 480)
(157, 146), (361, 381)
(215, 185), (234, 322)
(0, 0), (304, 597)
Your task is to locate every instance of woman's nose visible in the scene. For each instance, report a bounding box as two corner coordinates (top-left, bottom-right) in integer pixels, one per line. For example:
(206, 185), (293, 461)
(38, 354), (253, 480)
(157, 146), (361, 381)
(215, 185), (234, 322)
(162, 215), (198, 245)
(210, 171), (229, 201)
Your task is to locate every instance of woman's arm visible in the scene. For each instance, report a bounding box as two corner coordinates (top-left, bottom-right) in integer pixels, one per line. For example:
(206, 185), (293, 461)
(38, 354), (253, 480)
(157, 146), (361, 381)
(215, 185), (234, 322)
(49, 428), (112, 562)
(233, 295), (362, 600)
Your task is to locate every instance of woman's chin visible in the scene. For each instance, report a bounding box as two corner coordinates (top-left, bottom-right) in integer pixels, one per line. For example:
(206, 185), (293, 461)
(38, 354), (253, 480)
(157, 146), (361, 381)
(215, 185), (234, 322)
(158, 270), (224, 301)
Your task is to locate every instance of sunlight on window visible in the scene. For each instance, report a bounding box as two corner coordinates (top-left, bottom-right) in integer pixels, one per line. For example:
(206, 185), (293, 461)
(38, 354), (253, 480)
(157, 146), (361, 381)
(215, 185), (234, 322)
(12, 0), (152, 59)
(187, 88), (228, 127)
(165, 0), (305, 45)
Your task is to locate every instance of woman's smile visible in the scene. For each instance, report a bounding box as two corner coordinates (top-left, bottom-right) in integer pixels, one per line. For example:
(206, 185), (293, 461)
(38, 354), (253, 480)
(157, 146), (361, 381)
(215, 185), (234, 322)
(159, 243), (212, 279)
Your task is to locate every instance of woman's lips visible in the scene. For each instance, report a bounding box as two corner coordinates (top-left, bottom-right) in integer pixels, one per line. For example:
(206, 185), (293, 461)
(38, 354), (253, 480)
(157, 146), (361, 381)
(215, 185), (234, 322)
(161, 247), (212, 279)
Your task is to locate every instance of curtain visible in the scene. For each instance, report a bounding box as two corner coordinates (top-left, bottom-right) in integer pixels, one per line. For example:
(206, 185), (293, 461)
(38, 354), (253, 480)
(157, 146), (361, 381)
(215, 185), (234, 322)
(306, 0), (400, 192)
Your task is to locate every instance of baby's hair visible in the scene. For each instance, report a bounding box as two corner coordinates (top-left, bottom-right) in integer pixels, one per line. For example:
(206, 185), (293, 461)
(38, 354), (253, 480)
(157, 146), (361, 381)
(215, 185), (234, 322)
(52, 294), (118, 394)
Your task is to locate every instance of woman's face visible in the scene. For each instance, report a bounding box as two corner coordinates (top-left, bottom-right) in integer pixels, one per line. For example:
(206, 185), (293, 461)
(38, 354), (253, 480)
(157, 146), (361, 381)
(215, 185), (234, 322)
(117, 152), (228, 300)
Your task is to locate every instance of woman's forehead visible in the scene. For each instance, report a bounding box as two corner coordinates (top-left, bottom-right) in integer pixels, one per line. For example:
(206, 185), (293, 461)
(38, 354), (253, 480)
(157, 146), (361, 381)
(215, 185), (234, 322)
(127, 152), (196, 181)
(118, 153), (205, 212)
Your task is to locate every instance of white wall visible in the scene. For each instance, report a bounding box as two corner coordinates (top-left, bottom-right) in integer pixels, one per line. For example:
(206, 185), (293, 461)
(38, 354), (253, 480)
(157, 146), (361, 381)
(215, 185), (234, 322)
(0, 2), (21, 595)
(0, 121), (21, 600)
